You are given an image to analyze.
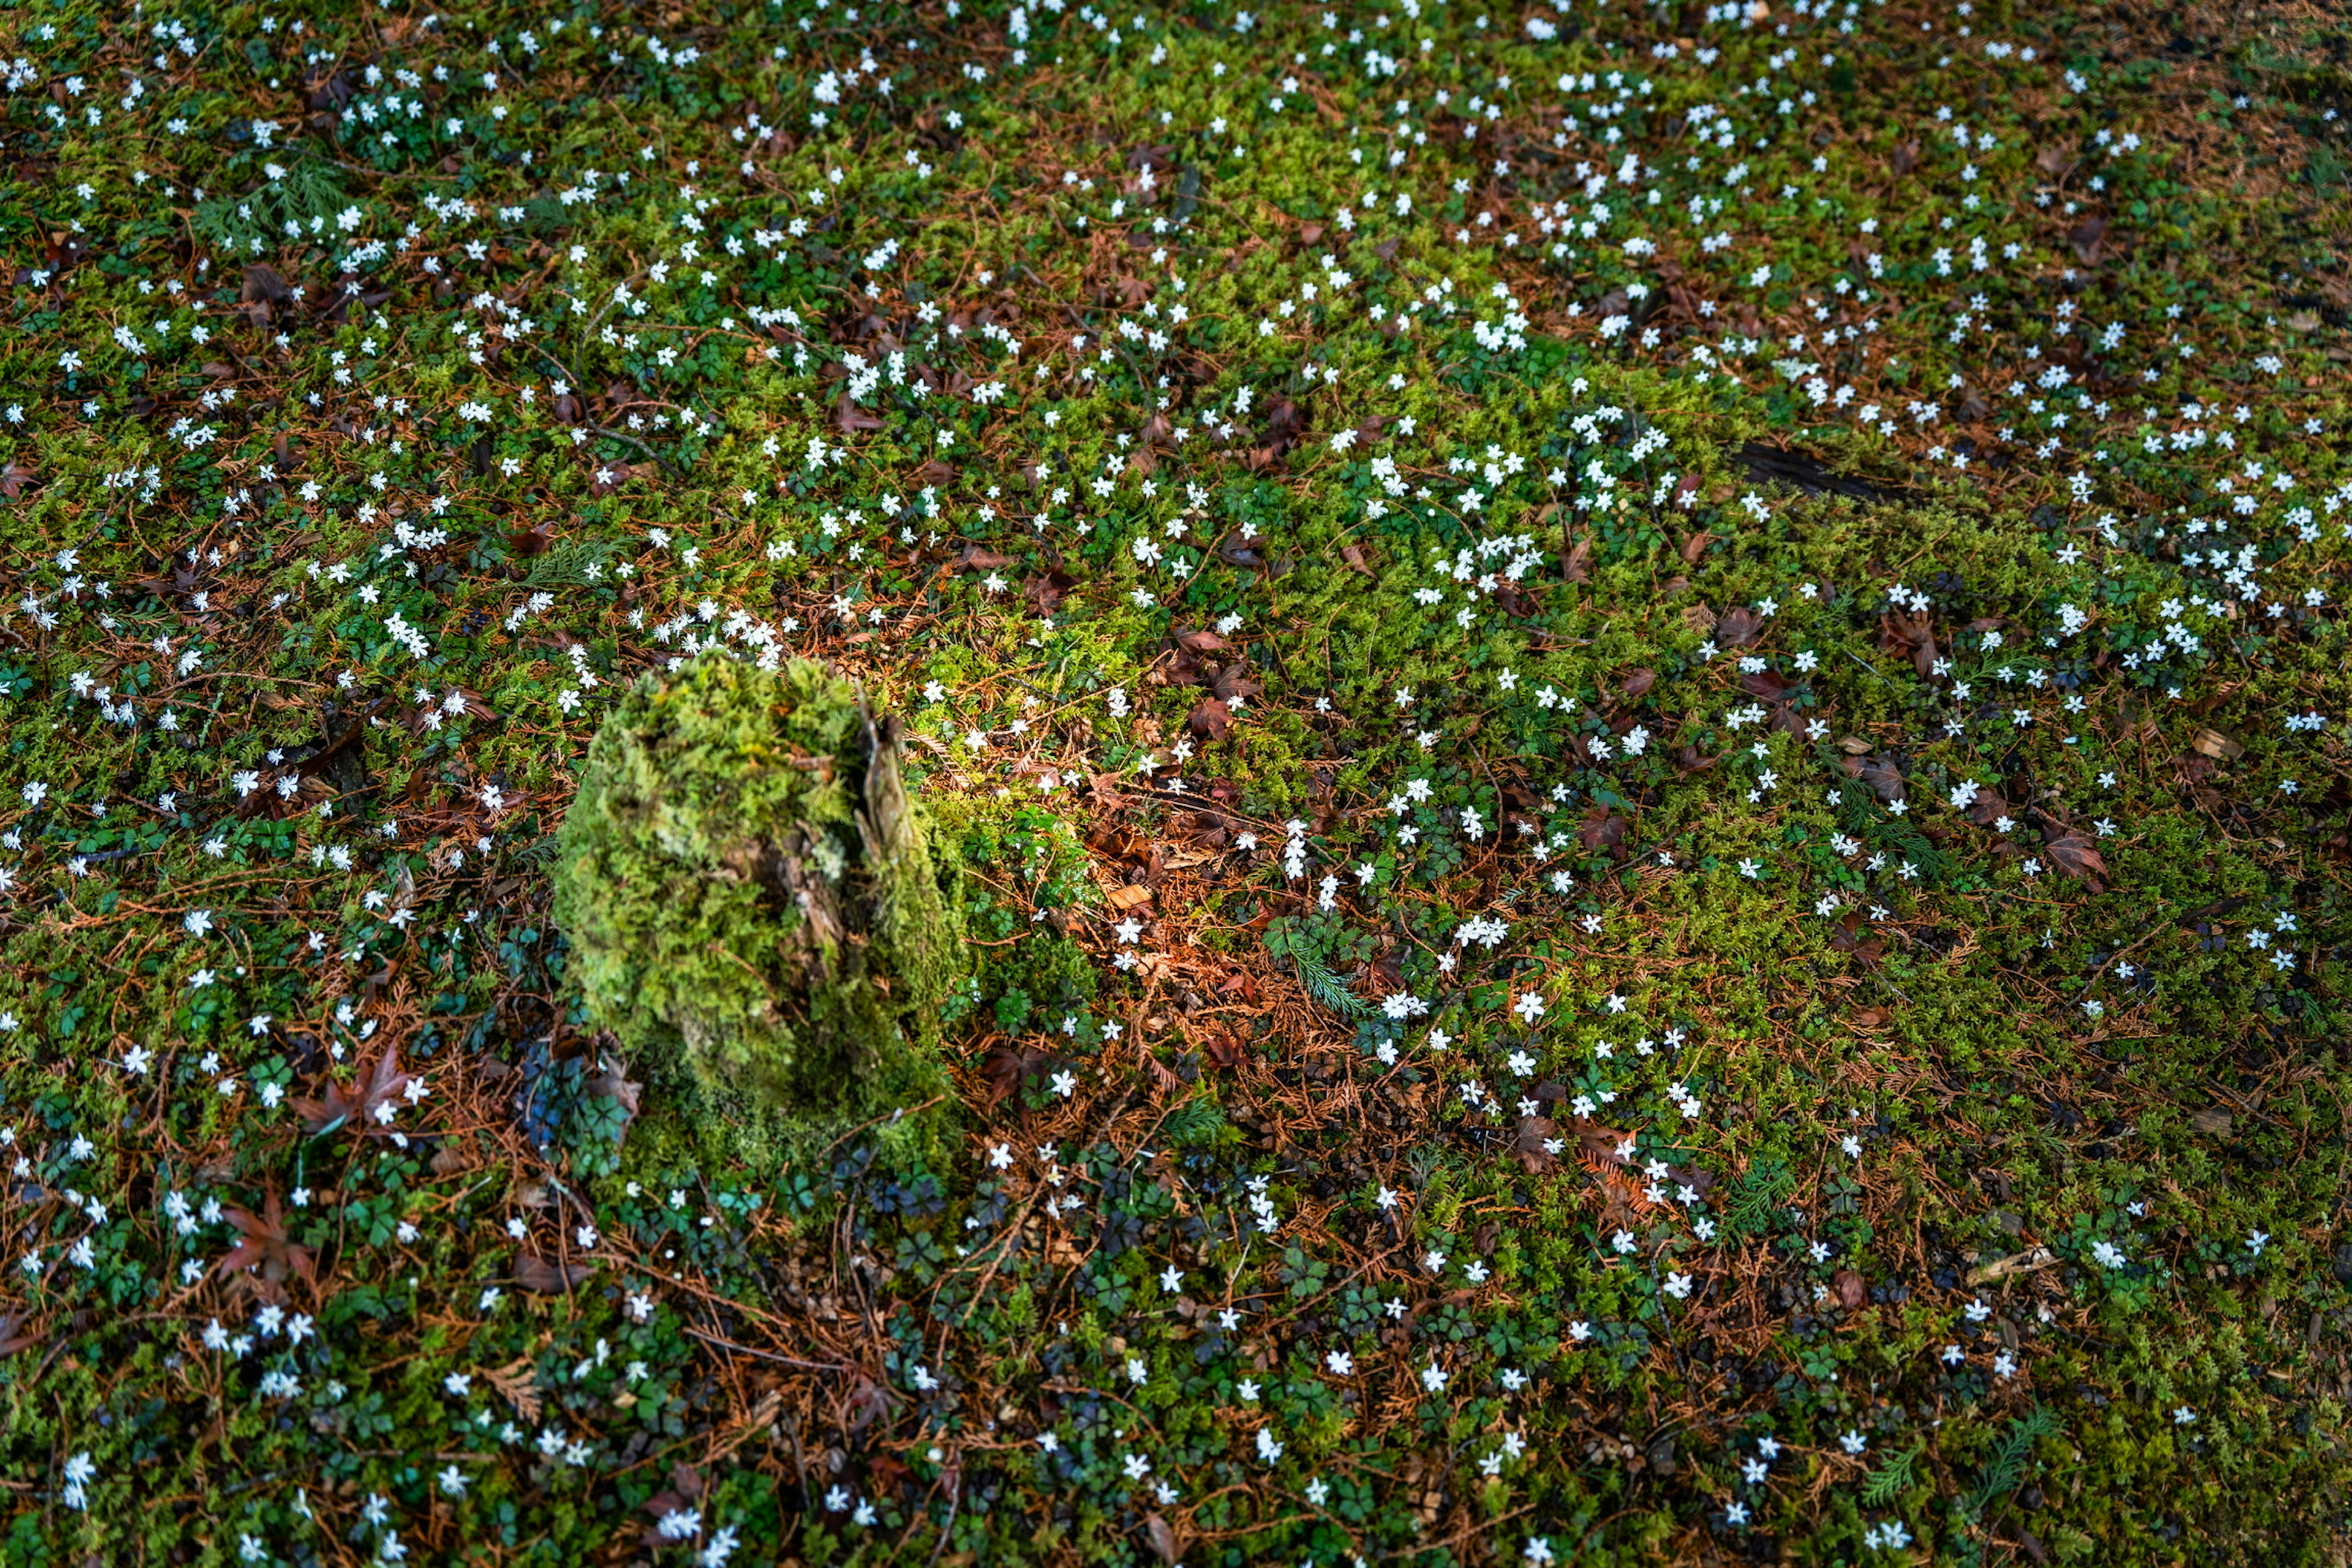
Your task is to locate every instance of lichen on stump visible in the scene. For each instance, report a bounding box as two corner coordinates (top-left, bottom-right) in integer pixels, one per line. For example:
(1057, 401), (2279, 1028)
(551, 655), (963, 1145)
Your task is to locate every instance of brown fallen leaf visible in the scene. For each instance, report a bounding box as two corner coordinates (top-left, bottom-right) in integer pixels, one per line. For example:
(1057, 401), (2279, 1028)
(1143, 1510), (1186, 1565)
(240, 263), (290, 304)
(1187, 695), (1234, 740)
(216, 1193), (318, 1297)
(1843, 752), (1907, 804)
(1578, 810), (1628, 854)
(291, 1043), (413, 1140)
(1171, 625), (1232, 653)
(1715, 605), (1763, 647)
(1832, 1268), (1867, 1310)
(2068, 214), (2107, 265)
(2041, 831), (2108, 889)
(1512, 1114), (1561, 1172)
(513, 1250), (597, 1293)
(2188, 727), (2244, 761)
(981, 1041), (1055, 1109)
(0, 1312), (40, 1359)
(2190, 1105), (2233, 1139)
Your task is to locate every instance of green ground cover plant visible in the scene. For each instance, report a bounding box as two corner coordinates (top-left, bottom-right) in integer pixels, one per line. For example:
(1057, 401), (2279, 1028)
(0, 0), (2349, 1561)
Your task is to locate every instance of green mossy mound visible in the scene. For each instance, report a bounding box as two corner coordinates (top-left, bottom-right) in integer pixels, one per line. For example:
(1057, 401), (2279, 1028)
(551, 655), (964, 1148)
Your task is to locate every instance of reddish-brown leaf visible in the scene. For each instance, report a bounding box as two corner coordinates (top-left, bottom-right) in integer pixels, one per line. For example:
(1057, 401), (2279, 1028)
(513, 1250), (597, 1293)
(834, 394), (885, 434)
(1562, 532), (1594, 584)
(1965, 786), (2012, 827)
(1211, 664), (1262, 705)
(1187, 696), (1234, 740)
(1512, 1114), (1561, 1173)
(1832, 1268), (1867, 1311)
(1144, 1511), (1186, 1566)
(981, 1042), (1053, 1109)
(1715, 606), (1763, 647)
(1578, 809), (1627, 854)
(291, 1043), (412, 1140)
(1171, 625), (1232, 653)
(2042, 831), (2108, 888)
(1842, 753), (1907, 804)
(216, 1193), (318, 1295)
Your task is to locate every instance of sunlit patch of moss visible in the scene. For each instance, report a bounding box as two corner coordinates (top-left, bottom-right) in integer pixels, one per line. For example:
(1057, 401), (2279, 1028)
(552, 654), (965, 1155)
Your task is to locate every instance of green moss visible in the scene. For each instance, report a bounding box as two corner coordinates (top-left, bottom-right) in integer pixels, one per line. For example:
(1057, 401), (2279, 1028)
(551, 654), (965, 1153)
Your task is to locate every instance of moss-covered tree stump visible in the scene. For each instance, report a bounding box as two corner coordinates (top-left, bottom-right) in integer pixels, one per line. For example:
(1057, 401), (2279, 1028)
(552, 655), (963, 1145)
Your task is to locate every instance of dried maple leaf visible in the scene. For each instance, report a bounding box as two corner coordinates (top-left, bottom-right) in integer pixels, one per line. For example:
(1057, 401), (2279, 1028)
(1879, 609), (1939, 677)
(2042, 831), (2108, 889)
(215, 1193), (318, 1296)
(1513, 1114), (1562, 1172)
(1578, 810), (1628, 854)
(1211, 663), (1262, 705)
(1833, 1268), (1867, 1311)
(1170, 625), (1232, 654)
(1562, 532), (1594, 584)
(291, 1043), (412, 1140)
(1714, 605), (1763, 647)
(1187, 695), (1234, 741)
(639, 1464), (706, 1544)
(0, 461), (35, 502)
(981, 1042), (1054, 1109)
(1826, 916), (1887, 963)
(513, 1250), (597, 1293)
(1842, 752), (1907, 804)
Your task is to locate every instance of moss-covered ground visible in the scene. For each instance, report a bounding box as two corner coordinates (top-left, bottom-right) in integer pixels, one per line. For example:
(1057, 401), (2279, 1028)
(2, 0), (2351, 1561)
